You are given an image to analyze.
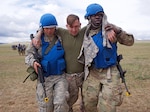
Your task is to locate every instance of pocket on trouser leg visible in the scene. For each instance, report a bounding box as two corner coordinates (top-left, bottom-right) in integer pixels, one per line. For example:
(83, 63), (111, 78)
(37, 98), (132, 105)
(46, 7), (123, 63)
(54, 103), (69, 112)
(82, 79), (99, 112)
(68, 80), (78, 108)
(112, 85), (123, 106)
(98, 85), (123, 112)
(36, 83), (45, 103)
(76, 72), (85, 87)
(65, 91), (70, 102)
(111, 71), (124, 106)
(36, 83), (53, 112)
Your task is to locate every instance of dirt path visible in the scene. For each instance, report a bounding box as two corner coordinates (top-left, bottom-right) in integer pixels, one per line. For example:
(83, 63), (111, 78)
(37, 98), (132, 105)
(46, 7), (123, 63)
(0, 79), (150, 112)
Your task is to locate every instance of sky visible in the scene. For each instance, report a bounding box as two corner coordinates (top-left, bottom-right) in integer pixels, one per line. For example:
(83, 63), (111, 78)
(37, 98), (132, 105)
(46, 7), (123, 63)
(0, 0), (150, 43)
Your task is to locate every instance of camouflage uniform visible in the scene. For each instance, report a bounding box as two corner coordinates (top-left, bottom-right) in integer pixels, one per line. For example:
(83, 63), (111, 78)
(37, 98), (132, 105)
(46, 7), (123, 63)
(78, 23), (134, 112)
(65, 72), (84, 112)
(25, 37), (69, 112)
(36, 75), (69, 112)
(33, 26), (86, 112)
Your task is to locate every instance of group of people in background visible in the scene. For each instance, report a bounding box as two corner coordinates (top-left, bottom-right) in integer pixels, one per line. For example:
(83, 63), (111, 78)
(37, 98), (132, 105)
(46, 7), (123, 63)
(12, 43), (26, 56)
(25, 3), (134, 112)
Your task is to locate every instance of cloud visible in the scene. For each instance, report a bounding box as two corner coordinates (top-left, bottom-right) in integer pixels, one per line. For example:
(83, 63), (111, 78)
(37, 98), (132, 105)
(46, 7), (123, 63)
(0, 0), (149, 43)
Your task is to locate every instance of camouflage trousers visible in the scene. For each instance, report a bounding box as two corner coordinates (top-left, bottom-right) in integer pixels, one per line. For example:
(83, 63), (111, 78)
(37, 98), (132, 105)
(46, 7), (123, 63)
(65, 72), (84, 112)
(82, 66), (124, 112)
(36, 74), (69, 112)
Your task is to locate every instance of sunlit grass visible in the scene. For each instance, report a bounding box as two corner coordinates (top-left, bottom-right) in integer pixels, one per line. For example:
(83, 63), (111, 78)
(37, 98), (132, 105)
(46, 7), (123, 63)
(0, 41), (150, 112)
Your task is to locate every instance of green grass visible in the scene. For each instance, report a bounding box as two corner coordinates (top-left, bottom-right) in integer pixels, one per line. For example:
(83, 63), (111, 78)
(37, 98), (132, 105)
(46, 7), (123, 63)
(117, 42), (150, 90)
(0, 41), (150, 112)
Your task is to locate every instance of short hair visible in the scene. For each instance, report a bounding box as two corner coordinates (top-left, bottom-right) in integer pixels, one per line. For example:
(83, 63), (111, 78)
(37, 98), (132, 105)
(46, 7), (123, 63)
(66, 14), (80, 27)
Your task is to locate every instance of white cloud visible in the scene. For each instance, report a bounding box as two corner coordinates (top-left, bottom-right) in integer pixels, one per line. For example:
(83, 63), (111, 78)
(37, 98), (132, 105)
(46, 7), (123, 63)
(0, 0), (150, 43)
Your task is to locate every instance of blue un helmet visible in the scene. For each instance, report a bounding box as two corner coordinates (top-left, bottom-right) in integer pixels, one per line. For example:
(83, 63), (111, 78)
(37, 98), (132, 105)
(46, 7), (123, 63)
(84, 3), (104, 19)
(39, 13), (58, 28)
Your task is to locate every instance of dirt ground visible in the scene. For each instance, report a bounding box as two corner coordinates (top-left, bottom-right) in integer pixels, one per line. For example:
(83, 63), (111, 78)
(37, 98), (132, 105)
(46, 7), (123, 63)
(0, 43), (150, 112)
(0, 64), (150, 112)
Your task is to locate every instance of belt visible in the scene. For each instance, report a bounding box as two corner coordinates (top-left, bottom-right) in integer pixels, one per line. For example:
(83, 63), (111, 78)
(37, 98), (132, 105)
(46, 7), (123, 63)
(90, 65), (117, 82)
(66, 72), (84, 77)
(90, 65), (117, 73)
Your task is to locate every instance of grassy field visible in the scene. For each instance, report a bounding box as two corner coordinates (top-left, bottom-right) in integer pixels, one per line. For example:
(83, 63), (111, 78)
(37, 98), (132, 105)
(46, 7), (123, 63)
(0, 41), (150, 112)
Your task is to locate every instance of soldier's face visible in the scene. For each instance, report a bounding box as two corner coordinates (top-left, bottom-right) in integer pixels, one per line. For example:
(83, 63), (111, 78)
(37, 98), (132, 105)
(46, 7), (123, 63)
(90, 12), (103, 28)
(43, 27), (56, 37)
(66, 19), (81, 36)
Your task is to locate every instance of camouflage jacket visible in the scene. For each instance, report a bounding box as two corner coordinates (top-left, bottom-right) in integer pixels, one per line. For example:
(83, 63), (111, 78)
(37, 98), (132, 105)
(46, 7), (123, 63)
(25, 34), (61, 67)
(78, 23), (134, 80)
(25, 43), (42, 67)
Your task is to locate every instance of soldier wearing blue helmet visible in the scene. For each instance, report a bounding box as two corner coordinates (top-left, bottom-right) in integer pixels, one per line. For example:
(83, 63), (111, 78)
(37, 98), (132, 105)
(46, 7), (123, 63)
(25, 13), (69, 112)
(78, 3), (134, 112)
(39, 13), (58, 28)
(84, 3), (104, 19)
(29, 4), (134, 112)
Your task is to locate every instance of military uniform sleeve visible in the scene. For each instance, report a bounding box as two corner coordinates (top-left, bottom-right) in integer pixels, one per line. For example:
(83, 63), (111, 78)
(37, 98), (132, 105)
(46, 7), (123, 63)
(25, 44), (36, 67)
(56, 27), (67, 39)
(116, 30), (134, 46)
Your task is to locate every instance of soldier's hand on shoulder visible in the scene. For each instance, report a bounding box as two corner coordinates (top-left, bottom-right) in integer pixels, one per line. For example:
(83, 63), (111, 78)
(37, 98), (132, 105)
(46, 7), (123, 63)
(32, 38), (41, 49)
(105, 24), (117, 43)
